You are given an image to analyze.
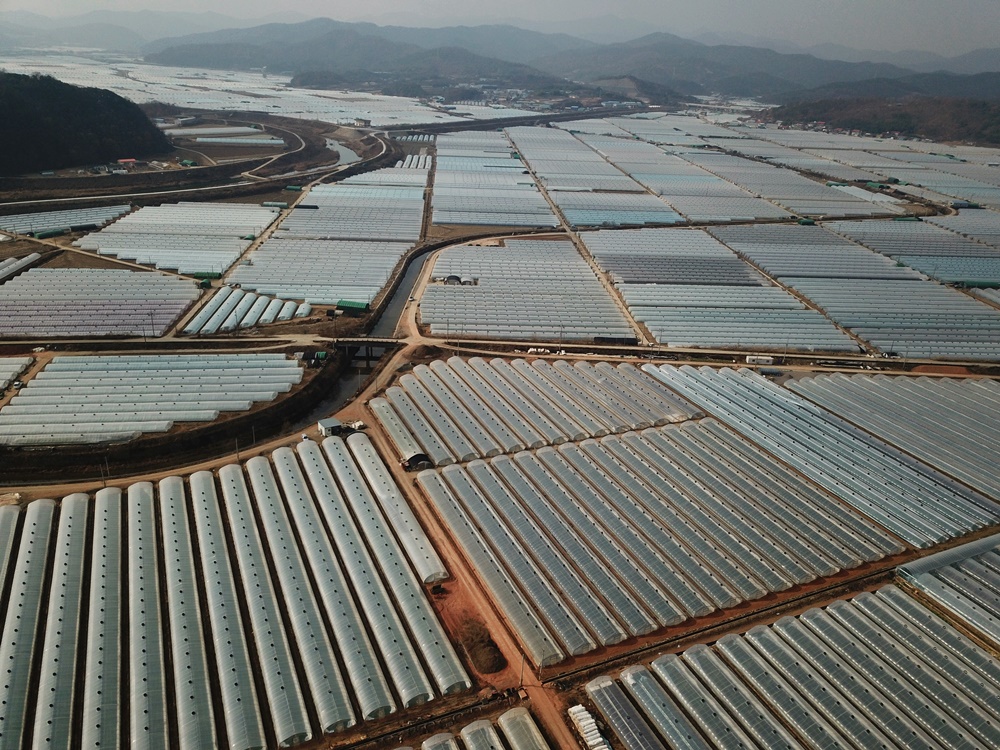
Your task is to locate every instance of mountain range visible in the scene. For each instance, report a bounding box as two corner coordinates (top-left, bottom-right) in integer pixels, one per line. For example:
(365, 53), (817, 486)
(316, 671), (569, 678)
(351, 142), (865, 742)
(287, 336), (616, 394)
(141, 20), (1000, 104)
(0, 10), (311, 50)
(7, 12), (1000, 105)
(141, 18), (593, 67)
(531, 33), (913, 98)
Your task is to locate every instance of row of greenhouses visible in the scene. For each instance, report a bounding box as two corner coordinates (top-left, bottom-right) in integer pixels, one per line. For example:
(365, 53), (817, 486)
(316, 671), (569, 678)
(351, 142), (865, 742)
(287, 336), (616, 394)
(275, 171), (427, 242)
(0, 204), (131, 236)
(827, 218), (1000, 286)
(0, 252), (42, 284)
(0, 434), (467, 750)
(505, 127), (684, 227)
(227, 167), (428, 304)
(0, 268), (199, 337)
(397, 708), (551, 750)
(432, 131), (558, 228)
(571, 130), (792, 223)
(788, 373), (1000, 501)
(898, 533), (1000, 648)
(706, 223), (925, 280)
(370, 357), (700, 465)
(928, 211), (1000, 248)
(647, 365), (1000, 547)
(549, 117), (894, 219)
(226, 238), (411, 305)
(74, 202), (280, 276)
(683, 150), (900, 218)
(579, 227), (854, 350)
(0, 354), (303, 445)
(781, 277), (1000, 359)
(181, 285), (311, 334)
(417, 418), (902, 666)
(421, 239), (635, 341)
(703, 221), (1000, 358)
(749, 128), (1000, 209)
(586, 583), (1000, 750)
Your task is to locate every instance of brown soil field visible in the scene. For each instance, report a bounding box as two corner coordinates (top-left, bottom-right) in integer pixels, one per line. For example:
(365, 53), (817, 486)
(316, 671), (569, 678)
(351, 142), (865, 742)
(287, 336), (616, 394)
(39, 247), (137, 270)
(0, 238), (44, 261)
(911, 364), (973, 376)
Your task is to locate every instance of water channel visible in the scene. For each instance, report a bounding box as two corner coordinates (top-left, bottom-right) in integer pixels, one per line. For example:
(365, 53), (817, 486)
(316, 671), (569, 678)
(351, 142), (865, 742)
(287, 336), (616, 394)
(326, 139), (362, 165)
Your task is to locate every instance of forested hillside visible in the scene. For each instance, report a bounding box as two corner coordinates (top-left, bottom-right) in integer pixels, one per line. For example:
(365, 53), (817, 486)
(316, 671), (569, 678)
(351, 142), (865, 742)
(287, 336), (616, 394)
(0, 72), (170, 175)
(769, 98), (1000, 144)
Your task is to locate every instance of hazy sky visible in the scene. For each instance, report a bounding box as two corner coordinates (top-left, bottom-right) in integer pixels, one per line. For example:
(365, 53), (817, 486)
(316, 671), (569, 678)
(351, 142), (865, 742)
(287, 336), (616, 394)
(4, 0), (1000, 55)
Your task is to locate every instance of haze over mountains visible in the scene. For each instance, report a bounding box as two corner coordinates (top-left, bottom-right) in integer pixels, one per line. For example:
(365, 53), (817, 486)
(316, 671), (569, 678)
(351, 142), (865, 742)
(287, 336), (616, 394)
(6, 11), (1000, 104)
(141, 18), (593, 67)
(0, 10), (312, 51)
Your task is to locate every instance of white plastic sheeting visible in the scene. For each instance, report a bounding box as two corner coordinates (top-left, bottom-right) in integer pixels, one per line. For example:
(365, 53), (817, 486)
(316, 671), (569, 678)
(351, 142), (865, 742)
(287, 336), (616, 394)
(372, 357), (699, 465)
(321, 437), (471, 696)
(31, 495), (88, 750)
(591, 585), (1000, 750)
(789, 373), (1000, 501)
(81, 488), (122, 750)
(647, 365), (1000, 547)
(419, 417), (898, 665)
(0, 354), (302, 445)
(284, 443), (397, 720)
(580, 227), (856, 350)
(497, 708), (552, 750)
(218, 464), (313, 747)
(75, 202), (279, 275)
(0, 268), (199, 337)
(127, 483), (169, 750)
(228, 169), (427, 304)
(898, 533), (1000, 648)
(432, 131), (558, 228)
(0, 253), (42, 283)
(243, 456), (355, 734)
(189, 471), (267, 750)
(0, 204), (130, 235)
(0, 402), (491, 748)
(422, 239), (635, 341)
(0, 499), (55, 750)
(346, 433), (447, 583)
(157, 477), (218, 750)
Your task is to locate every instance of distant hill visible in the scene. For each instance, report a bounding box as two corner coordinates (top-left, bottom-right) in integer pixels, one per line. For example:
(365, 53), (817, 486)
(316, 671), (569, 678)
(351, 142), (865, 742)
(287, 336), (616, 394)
(145, 22), (946, 103)
(287, 46), (602, 103)
(531, 33), (915, 98)
(145, 22), (599, 101)
(787, 43), (1000, 76)
(86, 14), (1000, 108)
(0, 22), (144, 52)
(0, 9), (310, 48)
(0, 72), (170, 176)
(290, 46), (575, 96)
(143, 18), (594, 65)
(674, 34), (1000, 76)
(146, 27), (422, 73)
(588, 75), (685, 106)
(768, 98), (1000, 145)
(379, 46), (568, 89)
(779, 72), (1000, 103)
